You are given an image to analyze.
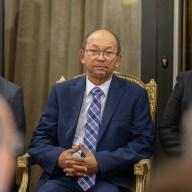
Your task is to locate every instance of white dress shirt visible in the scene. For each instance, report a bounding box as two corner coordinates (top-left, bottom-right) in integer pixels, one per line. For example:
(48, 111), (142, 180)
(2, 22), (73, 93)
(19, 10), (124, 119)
(72, 76), (112, 157)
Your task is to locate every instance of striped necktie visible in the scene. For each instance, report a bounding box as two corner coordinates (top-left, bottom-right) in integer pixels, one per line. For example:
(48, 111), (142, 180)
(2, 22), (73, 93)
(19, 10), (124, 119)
(78, 87), (103, 191)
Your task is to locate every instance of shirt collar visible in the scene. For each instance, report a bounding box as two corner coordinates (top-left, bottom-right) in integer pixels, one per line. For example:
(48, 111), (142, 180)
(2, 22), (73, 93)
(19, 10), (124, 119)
(85, 76), (112, 97)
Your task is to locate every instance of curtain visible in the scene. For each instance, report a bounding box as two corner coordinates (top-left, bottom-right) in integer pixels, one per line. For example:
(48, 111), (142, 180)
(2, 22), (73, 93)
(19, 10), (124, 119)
(4, 0), (141, 191)
(185, 0), (192, 70)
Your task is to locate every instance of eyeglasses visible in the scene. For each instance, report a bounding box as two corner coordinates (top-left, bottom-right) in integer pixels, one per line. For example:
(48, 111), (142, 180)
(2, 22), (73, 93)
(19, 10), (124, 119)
(84, 49), (118, 59)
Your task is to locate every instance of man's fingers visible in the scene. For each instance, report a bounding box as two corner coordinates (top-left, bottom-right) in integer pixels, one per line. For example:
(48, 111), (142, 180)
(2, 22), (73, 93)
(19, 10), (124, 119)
(63, 168), (78, 176)
(64, 165), (87, 172)
(65, 173), (75, 176)
(66, 172), (87, 177)
(73, 172), (87, 177)
(63, 167), (74, 173)
(79, 144), (91, 155)
(65, 157), (86, 163)
(64, 166), (87, 177)
(68, 145), (80, 153)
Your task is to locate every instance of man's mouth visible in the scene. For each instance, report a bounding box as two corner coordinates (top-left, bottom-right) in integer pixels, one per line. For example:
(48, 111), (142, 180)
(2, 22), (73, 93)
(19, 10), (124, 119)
(94, 65), (108, 70)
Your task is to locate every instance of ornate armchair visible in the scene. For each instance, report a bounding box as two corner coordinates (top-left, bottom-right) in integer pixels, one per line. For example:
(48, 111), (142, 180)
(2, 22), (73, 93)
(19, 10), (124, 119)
(17, 71), (157, 192)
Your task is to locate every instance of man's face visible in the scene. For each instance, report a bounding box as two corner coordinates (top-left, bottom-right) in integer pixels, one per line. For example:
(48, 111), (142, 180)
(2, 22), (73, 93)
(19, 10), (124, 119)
(80, 30), (121, 85)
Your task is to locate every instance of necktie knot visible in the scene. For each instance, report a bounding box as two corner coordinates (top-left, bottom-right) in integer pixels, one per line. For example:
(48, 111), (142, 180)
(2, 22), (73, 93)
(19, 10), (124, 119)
(91, 87), (103, 96)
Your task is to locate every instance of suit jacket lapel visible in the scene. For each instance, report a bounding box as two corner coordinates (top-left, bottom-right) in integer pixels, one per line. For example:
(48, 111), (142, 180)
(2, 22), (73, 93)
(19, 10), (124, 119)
(97, 75), (125, 143)
(64, 76), (86, 147)
(70, 77), (86, 120)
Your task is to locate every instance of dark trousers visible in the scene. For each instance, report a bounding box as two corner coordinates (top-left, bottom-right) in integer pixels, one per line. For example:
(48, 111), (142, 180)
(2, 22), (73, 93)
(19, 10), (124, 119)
(36, 175), (130, 192)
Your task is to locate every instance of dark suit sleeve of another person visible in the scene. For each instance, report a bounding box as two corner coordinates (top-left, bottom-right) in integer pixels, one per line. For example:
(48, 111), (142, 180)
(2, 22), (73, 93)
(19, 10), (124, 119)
(159, 71), (187, 157)
(0, 77), (26, 154)
(9, 88), (26, 142)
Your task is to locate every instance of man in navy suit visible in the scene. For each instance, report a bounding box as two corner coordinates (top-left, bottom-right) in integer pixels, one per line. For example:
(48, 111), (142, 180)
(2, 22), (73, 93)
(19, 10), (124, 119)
(29, 29), (154, 192)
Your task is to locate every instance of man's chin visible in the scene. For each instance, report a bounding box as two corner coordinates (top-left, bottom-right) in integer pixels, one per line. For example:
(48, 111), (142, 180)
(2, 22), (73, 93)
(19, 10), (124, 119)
(93, 72), (108, 79)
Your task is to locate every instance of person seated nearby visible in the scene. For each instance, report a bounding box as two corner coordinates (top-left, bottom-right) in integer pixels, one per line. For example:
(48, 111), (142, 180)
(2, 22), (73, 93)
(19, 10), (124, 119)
(0, 76), (26, 191)
(0, 76), (26, 154)
(159, 70), (192, 157)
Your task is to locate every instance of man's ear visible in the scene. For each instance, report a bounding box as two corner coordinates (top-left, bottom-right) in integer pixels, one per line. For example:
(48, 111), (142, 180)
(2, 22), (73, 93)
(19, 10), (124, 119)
(79, 49), (85, 64)
(115, 54), (122, 68)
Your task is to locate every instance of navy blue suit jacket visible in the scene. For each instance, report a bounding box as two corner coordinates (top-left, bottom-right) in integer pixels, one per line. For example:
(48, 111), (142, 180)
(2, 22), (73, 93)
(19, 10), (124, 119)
(29, 75), (154, 190)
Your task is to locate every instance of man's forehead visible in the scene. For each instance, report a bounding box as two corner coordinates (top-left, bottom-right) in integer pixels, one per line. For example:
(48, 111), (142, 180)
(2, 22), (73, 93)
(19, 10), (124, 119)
(86, 31), (117, 46)
(88, 30), (115, 40)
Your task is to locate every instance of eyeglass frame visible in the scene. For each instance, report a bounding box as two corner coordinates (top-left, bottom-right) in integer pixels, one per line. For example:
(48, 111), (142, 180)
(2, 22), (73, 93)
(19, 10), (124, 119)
(83, 49), (119, 60)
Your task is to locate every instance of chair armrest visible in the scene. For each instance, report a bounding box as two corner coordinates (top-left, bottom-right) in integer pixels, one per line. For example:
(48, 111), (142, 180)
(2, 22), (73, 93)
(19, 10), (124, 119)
(17, 153), (33, 192)
(134, 159), (151, 192)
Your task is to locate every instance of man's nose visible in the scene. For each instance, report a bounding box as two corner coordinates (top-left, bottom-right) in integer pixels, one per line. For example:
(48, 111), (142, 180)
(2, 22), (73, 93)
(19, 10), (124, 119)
(97, 52), (105, 60)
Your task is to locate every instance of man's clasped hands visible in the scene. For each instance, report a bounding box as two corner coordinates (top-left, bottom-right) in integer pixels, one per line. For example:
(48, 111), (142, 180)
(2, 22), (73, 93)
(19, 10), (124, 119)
(57, 144), (99, 177)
